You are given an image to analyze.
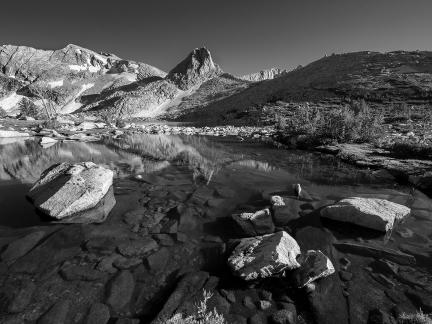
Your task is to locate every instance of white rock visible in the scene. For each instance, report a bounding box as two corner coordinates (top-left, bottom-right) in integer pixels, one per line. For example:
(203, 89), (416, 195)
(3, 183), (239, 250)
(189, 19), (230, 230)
(0, 130), (30, 138)
(28, 162), (114, 222)
(228, 231), (301, 280)
(320, 197), (410, 232)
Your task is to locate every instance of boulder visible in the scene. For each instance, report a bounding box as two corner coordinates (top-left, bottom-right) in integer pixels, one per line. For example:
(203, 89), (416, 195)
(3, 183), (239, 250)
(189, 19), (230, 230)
(28, 162), (115, 223)
(228, 231), (301, 280)
(232, 208), (275, 236)
(320, 197), (410, 232)
(270, 196), (302, 226)
(85, 303), (110, 324)
(38, 299), (70, 324)
(292, 250), (335, 287)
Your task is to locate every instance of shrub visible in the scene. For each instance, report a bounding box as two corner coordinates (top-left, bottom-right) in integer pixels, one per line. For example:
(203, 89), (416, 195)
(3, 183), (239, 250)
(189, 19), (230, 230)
(160, 290), (226, 324)
(19, 98), (40, 118)
(276, 101), (383, 145)
(398, 310), (432, 324)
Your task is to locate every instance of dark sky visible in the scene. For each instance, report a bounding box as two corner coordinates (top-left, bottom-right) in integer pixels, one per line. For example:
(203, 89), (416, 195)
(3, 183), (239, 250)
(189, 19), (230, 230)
(1, 0), (431, 75)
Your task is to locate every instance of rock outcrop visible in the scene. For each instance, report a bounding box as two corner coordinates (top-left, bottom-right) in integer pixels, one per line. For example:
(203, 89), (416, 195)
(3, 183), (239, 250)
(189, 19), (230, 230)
(240, 67), (288, 82)
(228, 231), (301, 280)
(167, 47), (221, 90)
(320, 197), (410, 232)
(28, 162), (115, 223)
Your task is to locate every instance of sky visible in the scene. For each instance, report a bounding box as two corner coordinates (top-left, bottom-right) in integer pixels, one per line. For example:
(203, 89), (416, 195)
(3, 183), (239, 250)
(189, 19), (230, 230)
(1, 0), (432, 75)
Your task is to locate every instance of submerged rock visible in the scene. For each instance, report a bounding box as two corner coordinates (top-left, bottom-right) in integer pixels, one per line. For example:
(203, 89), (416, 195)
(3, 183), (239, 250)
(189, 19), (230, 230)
(228, 231), (301, 280)
(1, 231), (46, 264)
(293, 250), (335, 288)
(106, 270), (135, 313)
(28, 162), (115, 223)
(320, 197), (410, 232)
(232, 208), (275, 236)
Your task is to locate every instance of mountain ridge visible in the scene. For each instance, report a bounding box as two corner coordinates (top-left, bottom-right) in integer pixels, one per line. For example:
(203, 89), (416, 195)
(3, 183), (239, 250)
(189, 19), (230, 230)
(1, 45), (432, 123)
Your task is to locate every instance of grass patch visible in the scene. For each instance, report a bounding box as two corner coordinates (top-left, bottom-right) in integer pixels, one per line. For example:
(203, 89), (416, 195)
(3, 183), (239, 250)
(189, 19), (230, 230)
(159, 290), (226, 324)
(398, 310), (432, 324)
(389, 140), (432, 160)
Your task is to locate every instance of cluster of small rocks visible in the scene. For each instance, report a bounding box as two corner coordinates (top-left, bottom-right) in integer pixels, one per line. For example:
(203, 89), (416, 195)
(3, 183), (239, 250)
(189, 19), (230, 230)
(137, 124), (277, 138)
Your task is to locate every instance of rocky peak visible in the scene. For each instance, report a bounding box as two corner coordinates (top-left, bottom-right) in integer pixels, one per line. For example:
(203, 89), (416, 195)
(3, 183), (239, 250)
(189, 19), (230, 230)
(167, 47), (221, 90)
(240, 67), (288, 82)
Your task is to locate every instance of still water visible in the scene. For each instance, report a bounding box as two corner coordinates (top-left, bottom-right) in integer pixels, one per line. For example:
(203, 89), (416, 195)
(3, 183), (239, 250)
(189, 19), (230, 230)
(0, 134), (431, 322)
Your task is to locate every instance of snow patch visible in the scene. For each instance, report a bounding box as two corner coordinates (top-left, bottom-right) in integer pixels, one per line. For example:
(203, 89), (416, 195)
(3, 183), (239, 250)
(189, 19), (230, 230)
(0, 92), (26, 112)
(88, 65), (101, 73)
(69, 64), (101, 73)
(69, 65), (87, 71)
(60, 83), (95, 114)
(48, 80), (64, 88)
(94, 53), (108, 65)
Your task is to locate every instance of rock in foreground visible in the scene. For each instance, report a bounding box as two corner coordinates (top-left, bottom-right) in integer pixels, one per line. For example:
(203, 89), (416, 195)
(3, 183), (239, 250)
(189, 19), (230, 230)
(293, 250), (335, 288)
(320, 197), (410, 232)
(28, 162), (115, 223)
(228, 231), (301, 280)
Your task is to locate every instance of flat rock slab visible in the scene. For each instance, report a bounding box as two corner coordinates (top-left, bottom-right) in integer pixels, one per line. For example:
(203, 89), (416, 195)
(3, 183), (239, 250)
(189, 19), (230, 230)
(228, 231), (301, 280)
(28, 162), (115, 223)
(334, 242), (416, 265)
(321, 197), (410, 232)
(232, 208), (275, 236)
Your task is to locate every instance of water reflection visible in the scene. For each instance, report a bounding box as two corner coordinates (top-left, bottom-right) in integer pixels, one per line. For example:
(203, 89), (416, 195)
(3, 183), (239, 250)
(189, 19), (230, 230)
(0, 134), (397, 187)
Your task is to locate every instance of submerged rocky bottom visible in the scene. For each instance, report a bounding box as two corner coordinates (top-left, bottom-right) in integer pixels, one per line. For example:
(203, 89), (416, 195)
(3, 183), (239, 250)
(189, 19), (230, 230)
(0, 134), (431, 324)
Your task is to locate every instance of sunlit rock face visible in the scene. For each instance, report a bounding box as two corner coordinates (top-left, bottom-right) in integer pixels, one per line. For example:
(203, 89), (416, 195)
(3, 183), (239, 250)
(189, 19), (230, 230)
(228, 231), (301, 280)
(28, 162), (115, 223)
(167, 47), (222, 90)
(0, 44), (166, 115)
(320, 197), (411, 232)
(240, 67), (288, 82)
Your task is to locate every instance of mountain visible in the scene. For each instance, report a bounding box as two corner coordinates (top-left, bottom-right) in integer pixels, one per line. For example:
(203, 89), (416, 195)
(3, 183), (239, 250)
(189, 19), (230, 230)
(0, 44), (166, 116)
(240, 67), (288, 82)
(0, 44), (228, 119)
(166, 47), (222, 90)
(174, 50), (432, 124)
(1, 46), (432, 123)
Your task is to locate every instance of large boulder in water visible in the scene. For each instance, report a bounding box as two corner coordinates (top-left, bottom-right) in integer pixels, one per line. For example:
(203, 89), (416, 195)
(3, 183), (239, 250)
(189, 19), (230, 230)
(320, 197), (410, 232)
(28, 162), (115, 223)
(228, 231), (301, 280)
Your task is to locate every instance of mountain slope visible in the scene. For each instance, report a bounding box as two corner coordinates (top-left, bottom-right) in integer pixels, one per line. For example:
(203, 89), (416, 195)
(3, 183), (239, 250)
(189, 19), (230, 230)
(0, 44), (166, 115)
(80, 47), (227, 119)
(174, 51), (432, 124)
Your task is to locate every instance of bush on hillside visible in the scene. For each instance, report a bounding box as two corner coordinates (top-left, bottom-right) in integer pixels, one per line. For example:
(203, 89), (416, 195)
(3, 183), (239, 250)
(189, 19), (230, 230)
(276, 101), (383, 145)
(19, 98), (40, 118)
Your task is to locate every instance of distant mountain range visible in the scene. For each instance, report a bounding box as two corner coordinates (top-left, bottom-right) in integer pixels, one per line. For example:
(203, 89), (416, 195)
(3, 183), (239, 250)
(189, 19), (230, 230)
(1, 44), (431, 123)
